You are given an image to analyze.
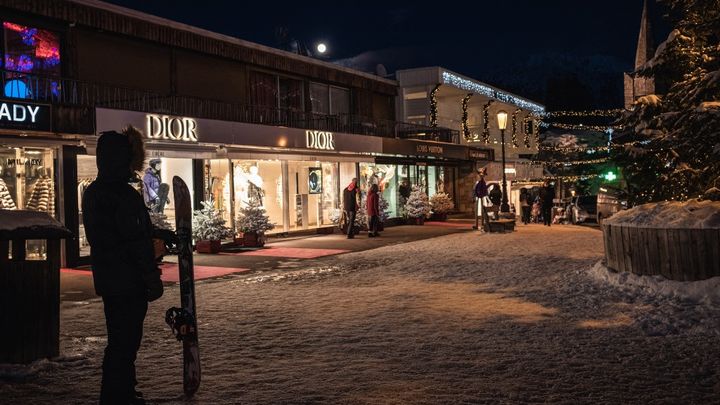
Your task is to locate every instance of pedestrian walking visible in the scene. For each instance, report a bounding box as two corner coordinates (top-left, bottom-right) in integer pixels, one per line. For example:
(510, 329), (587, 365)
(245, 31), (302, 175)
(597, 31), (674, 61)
(473, 168), (490, 231)
(539, 180), (555, 226)
(488, 183), (502, 220)
(366, 183), (381, 237)
(81, 128), (164, 405)
(519, 188), (531, 225)
(343, 178), (359, 239)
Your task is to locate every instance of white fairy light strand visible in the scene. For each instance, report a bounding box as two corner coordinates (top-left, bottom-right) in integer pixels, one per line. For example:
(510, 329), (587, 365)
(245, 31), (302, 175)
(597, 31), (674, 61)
(441, 71), (545, 115)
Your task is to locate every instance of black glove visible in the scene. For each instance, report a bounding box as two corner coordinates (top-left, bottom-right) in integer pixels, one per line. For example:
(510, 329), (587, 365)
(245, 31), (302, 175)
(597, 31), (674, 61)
(142, 270), (164, 302)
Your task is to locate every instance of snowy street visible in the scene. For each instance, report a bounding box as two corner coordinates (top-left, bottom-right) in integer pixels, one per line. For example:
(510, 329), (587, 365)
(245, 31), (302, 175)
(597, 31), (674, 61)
(3, 225), (720, 404)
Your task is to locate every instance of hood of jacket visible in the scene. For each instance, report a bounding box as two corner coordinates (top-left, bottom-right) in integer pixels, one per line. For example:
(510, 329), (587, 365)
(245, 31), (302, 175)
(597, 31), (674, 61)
(96, 131), (132, 182)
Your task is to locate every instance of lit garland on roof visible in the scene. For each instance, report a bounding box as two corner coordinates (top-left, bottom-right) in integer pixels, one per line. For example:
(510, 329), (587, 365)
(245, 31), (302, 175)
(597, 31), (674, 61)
(544, 109), (625, 118)
(535, 157), (610, 166)
(523, 117), (532, 148)
(441, 71), (545, 115)
(540, 122), (625, 131)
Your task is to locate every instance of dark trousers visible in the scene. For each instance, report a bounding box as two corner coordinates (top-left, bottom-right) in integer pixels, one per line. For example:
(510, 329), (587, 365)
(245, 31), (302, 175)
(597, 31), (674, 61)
(521, 206), (531, 224)
(542, 206), (552, 226)
(100, 293), (148, 404)
(368, 215), (379, 235)
(345, 210), (356, 237)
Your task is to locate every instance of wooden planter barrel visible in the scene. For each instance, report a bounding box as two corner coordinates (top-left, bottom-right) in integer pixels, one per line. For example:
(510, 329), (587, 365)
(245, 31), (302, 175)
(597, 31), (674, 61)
(602, 223), (720, 281)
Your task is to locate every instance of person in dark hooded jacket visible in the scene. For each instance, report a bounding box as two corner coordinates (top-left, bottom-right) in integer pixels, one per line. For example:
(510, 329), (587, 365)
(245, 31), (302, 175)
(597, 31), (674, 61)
(82, 127), (163, 405)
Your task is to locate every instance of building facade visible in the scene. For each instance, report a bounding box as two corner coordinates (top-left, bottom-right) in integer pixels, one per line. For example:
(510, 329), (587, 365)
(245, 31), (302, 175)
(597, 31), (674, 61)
(624, 0), (656, 109)
(396, 67), (545, 214)
(0, 0), (493, 266)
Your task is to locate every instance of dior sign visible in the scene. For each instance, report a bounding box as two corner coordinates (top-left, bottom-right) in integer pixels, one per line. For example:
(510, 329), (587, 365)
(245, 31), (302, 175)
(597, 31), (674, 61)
(146, 114), (198, 142)
(305, 130), (335, 150)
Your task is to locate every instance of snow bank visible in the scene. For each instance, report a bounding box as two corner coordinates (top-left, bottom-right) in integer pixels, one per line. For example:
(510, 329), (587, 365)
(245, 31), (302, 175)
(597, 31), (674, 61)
(603, 200), (720, 228)
(589, 262), (720, 308)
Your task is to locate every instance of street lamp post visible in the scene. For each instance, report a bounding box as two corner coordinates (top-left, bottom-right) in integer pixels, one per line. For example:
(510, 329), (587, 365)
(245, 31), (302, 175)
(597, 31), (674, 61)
(497, 111), (510, 213)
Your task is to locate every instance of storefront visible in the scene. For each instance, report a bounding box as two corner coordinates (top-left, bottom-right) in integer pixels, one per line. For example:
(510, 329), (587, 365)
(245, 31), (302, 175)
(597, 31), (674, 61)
(52, 107), (491, 266)
(0, 99), (60, 259)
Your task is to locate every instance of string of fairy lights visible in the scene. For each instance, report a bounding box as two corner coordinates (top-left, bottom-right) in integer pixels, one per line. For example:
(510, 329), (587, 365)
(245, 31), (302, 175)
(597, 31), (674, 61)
(482, 99), (495, 144)
(461, 93), (473, 141)
(511, 109), (521, 148)
(429, 84), (441, 127)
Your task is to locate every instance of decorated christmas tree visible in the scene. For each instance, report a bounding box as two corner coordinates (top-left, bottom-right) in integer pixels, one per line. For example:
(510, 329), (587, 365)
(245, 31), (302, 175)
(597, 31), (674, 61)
(236, 199), (275, 234)
(404, 186), (431, 218)
(192, 200), (234, 241)
(616, 0), (720, 204)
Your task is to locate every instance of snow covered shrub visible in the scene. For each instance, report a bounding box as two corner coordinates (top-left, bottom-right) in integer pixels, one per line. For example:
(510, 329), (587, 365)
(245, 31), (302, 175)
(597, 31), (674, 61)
(404, 186), (431, 219)
(192, 200), (234, 241)
(236, 199), (275, 234)
(430, 192), (455, 214)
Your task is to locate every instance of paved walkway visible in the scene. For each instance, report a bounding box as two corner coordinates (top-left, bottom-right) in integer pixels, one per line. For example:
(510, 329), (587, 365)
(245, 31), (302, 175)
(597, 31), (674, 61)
(6, 224), (718, 404)
(60, 221), (475, 302)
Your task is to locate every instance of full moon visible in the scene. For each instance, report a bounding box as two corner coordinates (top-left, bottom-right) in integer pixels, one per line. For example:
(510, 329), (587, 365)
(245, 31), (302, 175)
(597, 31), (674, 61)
(316, 43), (327, 54)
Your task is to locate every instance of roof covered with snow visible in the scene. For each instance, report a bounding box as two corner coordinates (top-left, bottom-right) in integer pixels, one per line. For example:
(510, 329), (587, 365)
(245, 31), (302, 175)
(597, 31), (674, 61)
(604, 200), (720, 229)
(0, 210), (71, 239)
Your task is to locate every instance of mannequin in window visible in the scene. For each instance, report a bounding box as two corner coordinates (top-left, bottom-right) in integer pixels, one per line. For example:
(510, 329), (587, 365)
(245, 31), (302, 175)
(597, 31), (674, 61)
(142, 159), (162, 207)
(211, 176), (225, 210)
(247, 165), (264, 206)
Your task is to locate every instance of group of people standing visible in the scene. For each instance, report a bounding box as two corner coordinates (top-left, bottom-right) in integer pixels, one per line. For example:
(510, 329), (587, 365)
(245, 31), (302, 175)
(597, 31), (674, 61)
(474, 168), (556, 229)
(342, 178), (381, 239)
(518, 180), (555, 226)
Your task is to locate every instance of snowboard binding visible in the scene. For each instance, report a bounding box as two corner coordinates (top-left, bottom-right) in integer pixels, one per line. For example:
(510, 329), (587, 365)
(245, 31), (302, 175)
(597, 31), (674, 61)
(165, 307), (197, 341)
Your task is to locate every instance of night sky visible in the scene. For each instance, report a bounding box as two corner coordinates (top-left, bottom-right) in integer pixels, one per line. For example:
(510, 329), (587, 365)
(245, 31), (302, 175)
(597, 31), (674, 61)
(104, 0), (670, 110)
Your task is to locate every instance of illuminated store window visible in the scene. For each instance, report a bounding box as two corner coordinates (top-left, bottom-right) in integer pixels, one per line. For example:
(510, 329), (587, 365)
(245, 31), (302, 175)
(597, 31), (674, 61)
(2, 21), (61, 99)
(140, 157), (194, 225)
(204, 159), (232, 224)
(0, 146), (56, 259)
(233, 160), (284, 232)
(288, 161), (338, 230)
(359, 163), (398, 217)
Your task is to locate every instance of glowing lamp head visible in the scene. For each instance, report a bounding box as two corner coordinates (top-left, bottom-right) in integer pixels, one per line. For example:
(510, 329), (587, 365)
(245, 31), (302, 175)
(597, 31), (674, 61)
(497, 110), (508, 130)
(316, 43), (327, 54)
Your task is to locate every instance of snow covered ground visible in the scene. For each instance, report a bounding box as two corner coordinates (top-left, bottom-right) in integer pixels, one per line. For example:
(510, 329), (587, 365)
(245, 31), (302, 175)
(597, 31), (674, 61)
(2, 225), (720, 404)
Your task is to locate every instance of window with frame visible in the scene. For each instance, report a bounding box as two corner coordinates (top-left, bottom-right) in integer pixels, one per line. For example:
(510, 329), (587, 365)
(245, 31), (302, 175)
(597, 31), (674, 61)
(310, 82), (349, 115)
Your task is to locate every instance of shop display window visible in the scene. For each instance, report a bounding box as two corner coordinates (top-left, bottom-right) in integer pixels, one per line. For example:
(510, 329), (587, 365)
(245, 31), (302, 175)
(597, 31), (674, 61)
(2, 21), (61, 99)
(359, 163), (398, 217)
(77, 154), (98, 257)
(233, 160), (284, 233)
(204, 159), (232, 224)
(140, 157), (194, 225)
(0, 146), (55, 259)
(287, 161), (338, 230)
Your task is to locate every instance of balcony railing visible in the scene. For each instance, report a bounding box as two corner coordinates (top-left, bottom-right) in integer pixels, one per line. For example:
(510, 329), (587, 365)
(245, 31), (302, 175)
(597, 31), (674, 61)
(1, 69), (458, 142)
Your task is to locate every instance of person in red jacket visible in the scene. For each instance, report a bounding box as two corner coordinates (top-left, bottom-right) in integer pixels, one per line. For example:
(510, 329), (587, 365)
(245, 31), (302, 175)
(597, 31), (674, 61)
(366, 183), (381, 237)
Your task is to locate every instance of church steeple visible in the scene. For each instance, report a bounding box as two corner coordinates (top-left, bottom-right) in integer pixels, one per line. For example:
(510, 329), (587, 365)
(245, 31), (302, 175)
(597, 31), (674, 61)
(634, 0), (655, 69)
(624, 0), (656, 109)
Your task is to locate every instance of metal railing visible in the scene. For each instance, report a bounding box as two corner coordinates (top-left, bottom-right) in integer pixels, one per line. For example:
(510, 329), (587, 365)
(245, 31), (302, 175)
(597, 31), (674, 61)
(1, 69), (459, 142)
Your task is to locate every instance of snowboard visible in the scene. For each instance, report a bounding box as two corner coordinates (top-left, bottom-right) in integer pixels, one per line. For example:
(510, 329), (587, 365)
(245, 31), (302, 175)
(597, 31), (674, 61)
(165, 176), (201, 397)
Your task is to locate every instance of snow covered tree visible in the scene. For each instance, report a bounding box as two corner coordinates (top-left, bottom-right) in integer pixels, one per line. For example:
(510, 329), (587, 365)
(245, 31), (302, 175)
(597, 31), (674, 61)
(617, 0), (720, 204)
(192, 200), (234, 241)
(355, 193), (390, 230)
(236, 199), (275, 234)
(430, 192), (455, 214)
(404, 186), (431, 219)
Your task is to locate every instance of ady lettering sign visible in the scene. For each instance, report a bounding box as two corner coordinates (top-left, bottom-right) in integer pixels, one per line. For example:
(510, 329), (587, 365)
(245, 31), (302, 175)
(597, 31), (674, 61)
(305, 130), (335, 150)
(0, 100), (51, 132)
(146, 114), (199, 142)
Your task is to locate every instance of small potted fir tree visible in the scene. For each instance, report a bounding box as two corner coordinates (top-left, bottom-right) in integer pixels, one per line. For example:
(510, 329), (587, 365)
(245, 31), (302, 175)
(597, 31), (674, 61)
(236, 199), (275, 247)
(429, 192), (455, 221)
(404, 186), (431, 225)
(192, 200), (234, 254)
